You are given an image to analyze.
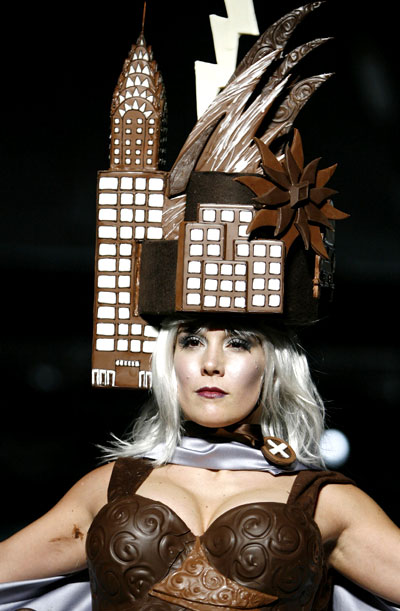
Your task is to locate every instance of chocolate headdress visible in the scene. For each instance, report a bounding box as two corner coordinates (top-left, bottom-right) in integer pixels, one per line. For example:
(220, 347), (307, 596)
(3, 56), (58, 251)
(92, 3), (348, 389)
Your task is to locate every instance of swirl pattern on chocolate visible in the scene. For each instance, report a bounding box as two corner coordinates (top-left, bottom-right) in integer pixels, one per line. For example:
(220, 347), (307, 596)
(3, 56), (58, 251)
(86, 459), (353, 610)
(201, 502), (323, 607)
(150, 537), (277, 609)
(231, 3), (324, 82)
(87, 495), (195, 610)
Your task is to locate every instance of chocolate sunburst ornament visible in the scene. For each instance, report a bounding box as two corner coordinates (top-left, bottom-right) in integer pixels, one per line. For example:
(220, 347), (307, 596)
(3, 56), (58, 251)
(236, 129), (349, 259)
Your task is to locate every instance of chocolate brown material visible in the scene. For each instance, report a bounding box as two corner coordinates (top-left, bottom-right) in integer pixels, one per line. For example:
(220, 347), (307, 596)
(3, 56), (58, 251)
(150, 537), (277, 609)
(87, 459), (195, 610)
(169, 3), (329, 190)
(91, 4), (346, 390)
(261, 436), (297, 467)
(86, 458), (354, 610)
(110, 32), (167, 172)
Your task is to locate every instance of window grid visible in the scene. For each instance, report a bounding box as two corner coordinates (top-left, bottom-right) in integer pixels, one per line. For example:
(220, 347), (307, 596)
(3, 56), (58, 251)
(180, 207), (284, 313)
(95, 171), (165, 353)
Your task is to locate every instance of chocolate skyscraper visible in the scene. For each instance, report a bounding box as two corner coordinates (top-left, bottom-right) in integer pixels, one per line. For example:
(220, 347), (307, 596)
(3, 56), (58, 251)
(92, 30), (167, 389)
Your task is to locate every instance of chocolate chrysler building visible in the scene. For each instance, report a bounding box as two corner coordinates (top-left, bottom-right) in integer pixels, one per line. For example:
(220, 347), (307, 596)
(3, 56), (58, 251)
(92, 30), (167, 389)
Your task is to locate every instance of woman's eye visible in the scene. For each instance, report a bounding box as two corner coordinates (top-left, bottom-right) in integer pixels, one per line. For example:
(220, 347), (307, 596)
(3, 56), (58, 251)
(227, 337), (251, 351)
(178, 334), (203, 348)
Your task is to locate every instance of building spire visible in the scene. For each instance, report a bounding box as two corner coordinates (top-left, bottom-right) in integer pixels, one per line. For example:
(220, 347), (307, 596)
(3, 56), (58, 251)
(142, 1), (147, 35)
(109, 11), (166, 171)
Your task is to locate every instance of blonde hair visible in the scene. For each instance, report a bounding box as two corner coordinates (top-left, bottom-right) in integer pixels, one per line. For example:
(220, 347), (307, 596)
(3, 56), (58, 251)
(102, 316), (326, 468)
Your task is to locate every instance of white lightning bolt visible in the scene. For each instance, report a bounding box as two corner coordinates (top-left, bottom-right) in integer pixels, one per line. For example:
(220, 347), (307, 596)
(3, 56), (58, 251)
(195, 0), (259, 118)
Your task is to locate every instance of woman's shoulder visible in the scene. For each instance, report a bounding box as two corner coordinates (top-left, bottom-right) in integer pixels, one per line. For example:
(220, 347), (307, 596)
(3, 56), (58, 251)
(66, 461), (116, 516)
(314, 474), (391, 542)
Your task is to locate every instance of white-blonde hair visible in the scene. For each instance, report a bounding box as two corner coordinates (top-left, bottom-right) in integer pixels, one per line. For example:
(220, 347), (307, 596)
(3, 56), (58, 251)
(102, 316), (326, 468)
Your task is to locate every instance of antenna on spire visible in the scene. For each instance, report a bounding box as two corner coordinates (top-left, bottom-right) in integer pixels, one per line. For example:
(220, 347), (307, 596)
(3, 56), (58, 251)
(141, 1), (147, 34)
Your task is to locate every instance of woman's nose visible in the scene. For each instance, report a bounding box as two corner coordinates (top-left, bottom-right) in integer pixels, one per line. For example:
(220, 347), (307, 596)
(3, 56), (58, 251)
(201, 345), (225, 376)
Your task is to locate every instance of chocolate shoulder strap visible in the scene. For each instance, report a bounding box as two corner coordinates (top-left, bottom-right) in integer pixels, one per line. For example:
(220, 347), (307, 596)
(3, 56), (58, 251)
(107, 457), (154, 503)
(287, 470), (355, 517)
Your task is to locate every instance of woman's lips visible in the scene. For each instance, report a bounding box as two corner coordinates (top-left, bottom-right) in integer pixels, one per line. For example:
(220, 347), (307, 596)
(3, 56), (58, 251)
(196, 387), (228, 399)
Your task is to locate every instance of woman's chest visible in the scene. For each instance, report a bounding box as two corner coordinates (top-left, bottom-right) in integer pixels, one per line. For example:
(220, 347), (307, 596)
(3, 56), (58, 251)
(86, 492), (325, 610)
(135, 464), (297, 535)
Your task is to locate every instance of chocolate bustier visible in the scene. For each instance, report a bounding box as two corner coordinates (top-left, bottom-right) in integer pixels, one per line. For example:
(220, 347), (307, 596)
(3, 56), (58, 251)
(86, 459), (353, 610)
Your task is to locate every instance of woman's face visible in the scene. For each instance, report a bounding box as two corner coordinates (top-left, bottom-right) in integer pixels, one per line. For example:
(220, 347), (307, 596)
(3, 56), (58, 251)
(174, 326), (265, 428)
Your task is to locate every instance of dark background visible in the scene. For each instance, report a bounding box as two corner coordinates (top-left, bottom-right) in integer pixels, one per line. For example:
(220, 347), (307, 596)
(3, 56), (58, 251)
(1, 1), (399, 539)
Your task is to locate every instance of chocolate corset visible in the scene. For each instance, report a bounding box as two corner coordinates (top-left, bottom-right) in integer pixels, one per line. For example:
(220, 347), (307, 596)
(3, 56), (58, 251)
(86, 458), (353, 610)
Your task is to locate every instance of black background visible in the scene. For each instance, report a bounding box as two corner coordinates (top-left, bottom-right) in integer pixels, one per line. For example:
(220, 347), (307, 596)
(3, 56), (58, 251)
(1, 1), (399, 538)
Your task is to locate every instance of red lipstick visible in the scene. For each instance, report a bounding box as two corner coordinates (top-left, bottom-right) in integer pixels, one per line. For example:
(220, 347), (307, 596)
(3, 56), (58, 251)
(196, 387), (228, 399)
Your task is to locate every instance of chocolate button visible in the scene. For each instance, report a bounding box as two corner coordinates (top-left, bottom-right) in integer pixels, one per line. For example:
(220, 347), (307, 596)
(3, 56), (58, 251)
(261, 436), (297, 467)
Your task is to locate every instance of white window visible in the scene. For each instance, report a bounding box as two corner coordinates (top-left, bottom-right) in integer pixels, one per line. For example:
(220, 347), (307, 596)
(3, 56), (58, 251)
(236, 243), (249, 257)
(135, 177), (147, 190)
(120, 209), (133, 222)
(121, 177), (133, 189)
(234, 264), (246, 276)
(98, 275), (116, 288)
(120, 227), (133, 240)
(98, 291), (116, 304)
(186, 293), (201, 305)
(148, 193), (163, 207)
(97, 306), (115, 319)
(118, 276), (131, 288)
(270, 244), (282, 258)
(220, 280), (233, 291)
(96, 323), (115, 336)
(143, 341), (155, 353)
(221, 210), (234, 222)
(130, 340), (141, 352)
(119, 259), (131, 272)
(239, 210), (252, 223)
(99, 177), (118, 190)
(188, 261), (201, 274)
(202, 209), (216, 222)
(147, 227), (163, 239)
(96, 338), (114, 351)
(121, 193), (133, 205)
(253, 262), (266, 275)
(99, 244), (116, 256)
(190, 229), (203, 241)
(118, 292), (131, 304)
(268, 295), (281, 307)
(118, 307), (130, 319)
(221, 264), (233, 275)
(205, 263), (218, 275)
(253, 278), (265, 290)
(98, 226), (117, 239)
(269, 262), (281, 275)
(268, 278), (280, 291)
(135, 193), (146, 205)
(205, 279), (218, 291)
(147, 210), (162, 223)
(117, 339), (129, 351)
(252, 294), (265, 307)
(234, 297), (246, 308)
(120, 244), (132, 256)
(98, 259), (116, 272)
(253, 244), (266, 257)
(149, 178), (164, 191)
(99, 193), (117, 205)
